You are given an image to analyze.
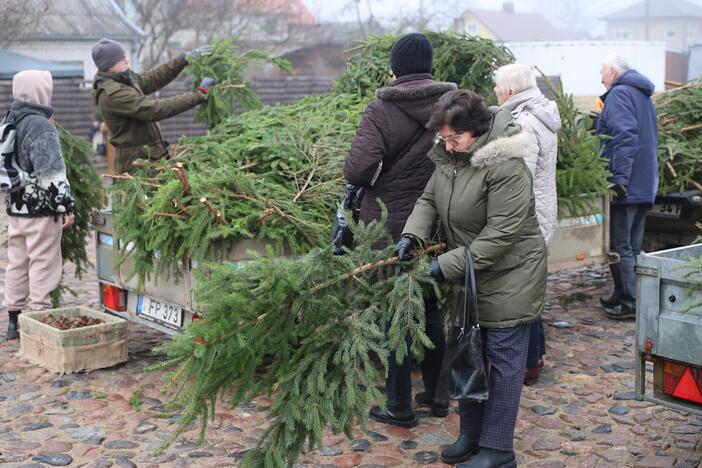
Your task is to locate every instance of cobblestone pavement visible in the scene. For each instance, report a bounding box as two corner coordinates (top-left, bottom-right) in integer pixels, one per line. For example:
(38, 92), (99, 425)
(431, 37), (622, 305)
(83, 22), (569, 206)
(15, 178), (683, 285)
(0, 208), (701, 467)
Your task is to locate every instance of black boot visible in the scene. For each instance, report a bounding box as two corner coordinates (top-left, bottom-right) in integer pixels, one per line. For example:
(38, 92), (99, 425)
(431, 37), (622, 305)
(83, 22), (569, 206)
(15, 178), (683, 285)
(415, 391), (449, 417)
(458, 447), (516, 468)
(441, 434), (479, 464)
(6, 310), (21, 340)
(599, 294), (620, 308)
(603, 304), (635, 320)
(368, 405), (417, 428)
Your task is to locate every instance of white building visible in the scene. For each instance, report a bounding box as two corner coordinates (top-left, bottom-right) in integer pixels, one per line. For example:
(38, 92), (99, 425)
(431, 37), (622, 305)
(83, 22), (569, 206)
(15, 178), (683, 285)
(506, 41), (666, 98)
(7, 0), (144, 81)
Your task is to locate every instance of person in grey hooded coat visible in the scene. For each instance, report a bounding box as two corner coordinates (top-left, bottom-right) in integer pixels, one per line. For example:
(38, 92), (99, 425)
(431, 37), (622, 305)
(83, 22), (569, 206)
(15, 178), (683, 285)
(2, 70), (75, 340)
(494, 64), (561, 385)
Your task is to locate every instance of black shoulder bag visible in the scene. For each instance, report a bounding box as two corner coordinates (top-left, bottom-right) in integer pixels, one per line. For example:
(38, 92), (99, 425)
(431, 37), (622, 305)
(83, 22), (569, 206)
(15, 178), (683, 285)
(439, 247), (489, 401)
(331, 116), (427, 254)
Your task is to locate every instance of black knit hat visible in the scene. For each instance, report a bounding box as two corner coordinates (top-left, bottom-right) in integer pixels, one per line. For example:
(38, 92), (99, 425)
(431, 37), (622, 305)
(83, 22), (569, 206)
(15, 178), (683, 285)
(390, 33), (433, 77)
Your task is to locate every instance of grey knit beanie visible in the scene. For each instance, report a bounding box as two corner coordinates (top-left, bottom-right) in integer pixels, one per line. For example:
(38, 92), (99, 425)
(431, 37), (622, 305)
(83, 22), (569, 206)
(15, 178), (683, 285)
(91, 38), (126, 72)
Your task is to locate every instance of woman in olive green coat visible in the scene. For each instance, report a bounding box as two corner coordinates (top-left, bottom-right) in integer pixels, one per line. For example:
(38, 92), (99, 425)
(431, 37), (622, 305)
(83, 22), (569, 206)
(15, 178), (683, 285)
(396, 90), (547, 467)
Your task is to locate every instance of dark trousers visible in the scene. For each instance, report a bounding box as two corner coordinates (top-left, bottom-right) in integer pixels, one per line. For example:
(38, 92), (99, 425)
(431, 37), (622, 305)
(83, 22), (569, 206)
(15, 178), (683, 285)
(459, 324), (530, 452)
(386, 295), (445, 408)
(526, 319), (545, 369)
(609, 204), (651, 310)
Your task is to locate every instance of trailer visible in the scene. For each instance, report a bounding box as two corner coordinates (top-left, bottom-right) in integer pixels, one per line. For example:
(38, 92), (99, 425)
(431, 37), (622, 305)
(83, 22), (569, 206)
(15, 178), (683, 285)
(92, 209), (275, 335)
(635, 243), (702, 416)
(95, 197), (612, 333)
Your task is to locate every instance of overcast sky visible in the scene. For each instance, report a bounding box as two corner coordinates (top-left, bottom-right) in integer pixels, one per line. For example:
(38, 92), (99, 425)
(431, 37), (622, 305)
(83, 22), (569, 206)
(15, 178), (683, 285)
(300, 0), (688, 37)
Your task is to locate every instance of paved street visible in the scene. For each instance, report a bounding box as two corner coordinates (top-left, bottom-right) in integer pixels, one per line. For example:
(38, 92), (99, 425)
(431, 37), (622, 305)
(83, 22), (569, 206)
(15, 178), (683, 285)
(0, 207), (700, 467)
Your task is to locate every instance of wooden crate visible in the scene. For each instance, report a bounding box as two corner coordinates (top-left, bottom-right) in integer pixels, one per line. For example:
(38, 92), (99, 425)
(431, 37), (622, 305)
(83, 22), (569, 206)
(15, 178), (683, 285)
(18, 307), (127, 374)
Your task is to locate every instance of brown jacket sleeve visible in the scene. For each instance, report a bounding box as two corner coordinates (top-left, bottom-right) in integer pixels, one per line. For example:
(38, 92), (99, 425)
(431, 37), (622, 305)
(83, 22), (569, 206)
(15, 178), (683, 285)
(100, 84), (205, 123)
(343, 100), (387, 186)
(135, 55), (188, 95)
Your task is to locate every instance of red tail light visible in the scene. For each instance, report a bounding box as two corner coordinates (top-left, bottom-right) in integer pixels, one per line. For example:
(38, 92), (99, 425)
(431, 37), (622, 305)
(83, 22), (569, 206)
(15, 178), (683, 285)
(191, 312), (203, 321)
(662, 360), (702, 404)
(101, 283), (127, 312)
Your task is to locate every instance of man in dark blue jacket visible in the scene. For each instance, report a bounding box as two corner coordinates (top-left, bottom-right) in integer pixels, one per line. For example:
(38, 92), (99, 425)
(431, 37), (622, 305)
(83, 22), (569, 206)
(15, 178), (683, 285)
(596, 55), (659, 319)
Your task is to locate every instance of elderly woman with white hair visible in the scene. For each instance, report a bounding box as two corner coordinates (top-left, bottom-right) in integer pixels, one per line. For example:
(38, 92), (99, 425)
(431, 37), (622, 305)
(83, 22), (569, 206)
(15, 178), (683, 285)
(494, 63), (561, 384)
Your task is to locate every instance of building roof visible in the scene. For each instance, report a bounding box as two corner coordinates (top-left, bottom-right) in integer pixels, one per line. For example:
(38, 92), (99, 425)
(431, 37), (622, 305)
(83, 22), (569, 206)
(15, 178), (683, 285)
(601, 0), (702, 20)
(466, 7), (578, 42)
(22, 0), (144, 41)
(0, 49), (84, 79)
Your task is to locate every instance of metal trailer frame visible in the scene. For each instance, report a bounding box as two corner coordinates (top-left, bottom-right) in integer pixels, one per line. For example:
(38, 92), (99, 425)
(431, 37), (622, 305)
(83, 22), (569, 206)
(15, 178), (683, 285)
(634, 243), (702, 416)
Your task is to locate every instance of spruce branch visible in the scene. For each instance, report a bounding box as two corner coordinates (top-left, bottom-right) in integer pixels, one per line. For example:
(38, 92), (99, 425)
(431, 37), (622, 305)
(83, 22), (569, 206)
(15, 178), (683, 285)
(310, 243), (446, 293)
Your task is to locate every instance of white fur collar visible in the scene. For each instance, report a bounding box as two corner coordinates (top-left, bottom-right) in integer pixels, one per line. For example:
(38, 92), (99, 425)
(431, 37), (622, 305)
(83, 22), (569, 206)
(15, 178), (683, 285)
(471, 132), (535, 169)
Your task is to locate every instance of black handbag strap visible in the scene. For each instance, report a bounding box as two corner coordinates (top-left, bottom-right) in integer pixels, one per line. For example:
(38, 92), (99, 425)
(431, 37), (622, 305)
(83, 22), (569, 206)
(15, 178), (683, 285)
(461, 247), (479, 330)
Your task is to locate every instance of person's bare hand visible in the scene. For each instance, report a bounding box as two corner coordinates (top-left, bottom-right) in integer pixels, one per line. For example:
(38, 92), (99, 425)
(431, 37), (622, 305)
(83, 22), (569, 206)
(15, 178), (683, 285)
(62, 213), (75, 230)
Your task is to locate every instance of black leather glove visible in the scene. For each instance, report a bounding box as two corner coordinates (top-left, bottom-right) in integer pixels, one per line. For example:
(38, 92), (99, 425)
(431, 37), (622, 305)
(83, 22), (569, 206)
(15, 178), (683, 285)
(394, 235), (416, 261)
(197, 77), (217, 94)
(610, 183), (628, 199)
(429, 259), (445, 281)
(186, 45), (213, 59)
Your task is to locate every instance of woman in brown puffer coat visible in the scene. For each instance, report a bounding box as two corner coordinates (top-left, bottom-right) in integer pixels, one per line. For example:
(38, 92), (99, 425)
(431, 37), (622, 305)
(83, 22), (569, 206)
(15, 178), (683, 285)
(343, 32), (456, 428)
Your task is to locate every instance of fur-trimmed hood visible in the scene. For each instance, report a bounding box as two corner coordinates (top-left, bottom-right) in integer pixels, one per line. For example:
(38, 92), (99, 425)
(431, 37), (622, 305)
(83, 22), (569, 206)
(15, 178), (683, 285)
(471, 131), (537, 169)
(376, 78), (457, 102)
(374, 74), (456, 125)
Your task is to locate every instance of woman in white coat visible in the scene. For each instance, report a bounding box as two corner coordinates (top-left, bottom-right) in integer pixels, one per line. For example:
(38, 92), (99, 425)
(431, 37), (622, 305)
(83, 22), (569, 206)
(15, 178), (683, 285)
(494, 64), (561, 384)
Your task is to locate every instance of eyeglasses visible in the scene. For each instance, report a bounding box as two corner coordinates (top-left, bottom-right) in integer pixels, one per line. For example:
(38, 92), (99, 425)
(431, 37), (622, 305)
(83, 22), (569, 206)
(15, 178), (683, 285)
(435, 132), (465, 145)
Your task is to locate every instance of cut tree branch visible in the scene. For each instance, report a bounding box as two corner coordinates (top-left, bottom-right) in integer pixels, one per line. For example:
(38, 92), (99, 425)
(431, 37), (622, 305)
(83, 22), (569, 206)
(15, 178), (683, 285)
(310, 243), (447, 293)
(200, 197), (226, 224)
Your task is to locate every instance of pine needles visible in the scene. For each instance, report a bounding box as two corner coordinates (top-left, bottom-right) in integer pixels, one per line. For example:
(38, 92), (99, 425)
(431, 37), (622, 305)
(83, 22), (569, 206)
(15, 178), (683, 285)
(186, 38), (293, 130)
(111, 93), (370, 283)
(537, 72), (610, 216)
(51, 125), (105, 305)
(149, 213), (444, 466)
(654, 80), (702, 194)
(334, 31), (514, 103)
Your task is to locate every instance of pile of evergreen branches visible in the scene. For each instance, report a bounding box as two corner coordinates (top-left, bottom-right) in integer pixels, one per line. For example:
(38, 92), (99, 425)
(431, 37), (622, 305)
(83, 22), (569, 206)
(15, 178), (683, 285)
(111, 33), (517, 282)
(335, 31), (514, 103)
(186, 38), (293, 130)
(150, 214), (445, 466)
(112, 93), (370, 281)
(654, 80), (702, 194)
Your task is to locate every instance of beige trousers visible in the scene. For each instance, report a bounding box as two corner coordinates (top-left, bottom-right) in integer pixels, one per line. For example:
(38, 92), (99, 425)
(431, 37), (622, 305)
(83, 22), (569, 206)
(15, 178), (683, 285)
(3, 216), (63, 310)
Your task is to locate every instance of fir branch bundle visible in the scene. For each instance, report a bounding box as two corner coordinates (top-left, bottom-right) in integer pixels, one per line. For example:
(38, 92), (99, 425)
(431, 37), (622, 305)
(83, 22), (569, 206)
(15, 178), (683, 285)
(537, 73), (611, 216)
(654, 80), (702, 194)
(111, 93), (370, 282)
(149, 214), (444, 466)
(334, 31), (514, 103)
(52, 125), (105, 304)
(187, 38), (293, 130)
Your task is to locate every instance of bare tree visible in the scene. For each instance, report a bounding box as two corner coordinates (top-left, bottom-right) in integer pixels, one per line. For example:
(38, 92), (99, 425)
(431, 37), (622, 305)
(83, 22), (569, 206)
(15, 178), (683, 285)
(381, 0), (466, 33)
(0, 0), (51, 47)
(536, 0), (593, 35)
(119, 0), (264, 69)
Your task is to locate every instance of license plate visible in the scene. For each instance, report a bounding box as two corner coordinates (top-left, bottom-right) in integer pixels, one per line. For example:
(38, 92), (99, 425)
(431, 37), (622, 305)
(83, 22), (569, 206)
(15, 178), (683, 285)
(651, 204), (681, 219)
(136, 295), (183, 329)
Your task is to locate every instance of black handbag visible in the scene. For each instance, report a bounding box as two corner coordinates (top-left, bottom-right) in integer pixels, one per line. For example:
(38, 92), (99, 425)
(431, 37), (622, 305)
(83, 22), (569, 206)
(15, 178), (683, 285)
(440, 247), (489, 402)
